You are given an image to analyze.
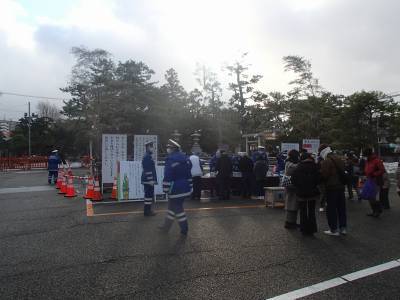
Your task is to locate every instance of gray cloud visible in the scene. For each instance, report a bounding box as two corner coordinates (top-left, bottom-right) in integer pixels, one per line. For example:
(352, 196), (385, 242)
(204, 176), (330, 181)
(1, 0), (400, 120)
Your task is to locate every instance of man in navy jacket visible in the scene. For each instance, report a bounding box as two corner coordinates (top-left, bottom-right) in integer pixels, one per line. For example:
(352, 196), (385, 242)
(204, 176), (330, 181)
(141, 141), (157, 216)
(48, 150), (62, 184)
(159, 139), (192, 235)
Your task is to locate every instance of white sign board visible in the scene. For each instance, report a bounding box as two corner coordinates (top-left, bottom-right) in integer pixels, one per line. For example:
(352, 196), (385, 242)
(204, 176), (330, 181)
(119, 161), (164, 200)
(102, 134), (127, 183)
(302, 139), (320, 154)
(281, 143), (300, 153)
(134, 135), (158, 162)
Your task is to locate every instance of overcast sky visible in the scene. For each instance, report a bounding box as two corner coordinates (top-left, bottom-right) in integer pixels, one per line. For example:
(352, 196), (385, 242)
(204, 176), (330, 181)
(1, 0), (399, 120)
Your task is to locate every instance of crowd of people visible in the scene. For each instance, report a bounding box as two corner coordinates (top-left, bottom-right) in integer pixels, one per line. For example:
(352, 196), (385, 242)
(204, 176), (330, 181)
(284, 145), (391, 237)
(48, 139), (395, 238)
(188, 143), (394, 237)
(207, 146), (271, 201)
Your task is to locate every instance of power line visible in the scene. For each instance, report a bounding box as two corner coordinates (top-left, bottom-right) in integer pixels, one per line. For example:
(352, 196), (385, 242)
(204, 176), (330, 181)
(0, 90), (68, 101)
(0, 109), (26, 113)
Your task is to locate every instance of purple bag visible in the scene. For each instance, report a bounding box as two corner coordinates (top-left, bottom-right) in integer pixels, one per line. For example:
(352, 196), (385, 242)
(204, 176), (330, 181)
(360, 178), (378, 200)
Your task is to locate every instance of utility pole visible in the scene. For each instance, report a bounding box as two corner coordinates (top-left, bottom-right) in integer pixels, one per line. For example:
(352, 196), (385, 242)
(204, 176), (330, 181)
(377, 115), (380, 157)
(28, 101), (31, 157)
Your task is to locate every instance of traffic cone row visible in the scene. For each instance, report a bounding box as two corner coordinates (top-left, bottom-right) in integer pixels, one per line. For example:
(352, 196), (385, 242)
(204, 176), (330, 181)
(53, 166), (103, 202)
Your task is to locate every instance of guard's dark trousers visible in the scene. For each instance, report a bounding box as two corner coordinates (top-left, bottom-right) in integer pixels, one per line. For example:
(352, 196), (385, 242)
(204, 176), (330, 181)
(143, 185), (154, 215)
(48, 170), (58, 184)
(162, 196), (188, 234)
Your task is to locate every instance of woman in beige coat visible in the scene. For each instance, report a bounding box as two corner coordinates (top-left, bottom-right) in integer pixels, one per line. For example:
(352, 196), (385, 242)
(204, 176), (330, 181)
(284, 150), (300, 229)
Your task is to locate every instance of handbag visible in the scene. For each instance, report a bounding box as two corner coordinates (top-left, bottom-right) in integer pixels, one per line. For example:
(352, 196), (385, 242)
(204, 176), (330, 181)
(360, 178), (378, 200)
(280, 175), (292, 187)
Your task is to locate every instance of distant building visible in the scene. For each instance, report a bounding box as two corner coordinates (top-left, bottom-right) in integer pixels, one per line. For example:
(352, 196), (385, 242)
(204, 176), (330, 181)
(0, 120), (17, 139)
(242, 129), (282, 153)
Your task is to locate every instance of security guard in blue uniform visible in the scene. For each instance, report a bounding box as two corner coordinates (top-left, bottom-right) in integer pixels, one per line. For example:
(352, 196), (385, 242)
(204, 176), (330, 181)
(141, 141), (157, 217)
(48, 149), (61, 184)
(159, 139), (192, 235)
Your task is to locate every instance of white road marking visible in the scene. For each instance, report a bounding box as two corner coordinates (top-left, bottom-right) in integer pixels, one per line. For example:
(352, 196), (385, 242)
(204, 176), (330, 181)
(341, 260), (400, 281)
(267, 259), (400, 300)
(268, 278), (346, 300)
(0, 186), (54, 194)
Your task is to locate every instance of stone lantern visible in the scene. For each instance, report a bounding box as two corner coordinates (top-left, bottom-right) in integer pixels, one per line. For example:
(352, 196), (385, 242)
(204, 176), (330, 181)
(191, 130), (202, 154)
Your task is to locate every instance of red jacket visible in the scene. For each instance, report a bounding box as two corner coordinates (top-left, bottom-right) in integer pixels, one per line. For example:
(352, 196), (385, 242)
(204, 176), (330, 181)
(364, 155), (385, 179)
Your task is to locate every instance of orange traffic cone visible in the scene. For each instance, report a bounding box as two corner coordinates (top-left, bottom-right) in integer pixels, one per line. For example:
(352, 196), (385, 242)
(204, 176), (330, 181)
(64, 175), (77, 198)
(92, 177), (103, 201)
(110, 177), (117, 200)
(83, 176), (94, 199)
(58, 175), (67, 194)
(56, 170), (64, 189)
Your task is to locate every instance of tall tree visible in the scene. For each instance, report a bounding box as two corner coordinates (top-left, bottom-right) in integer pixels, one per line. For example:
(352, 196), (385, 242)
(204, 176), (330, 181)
(194, 64), (223, 143)
(225, 53), (262, 135)
(285, 93), (341, 141)
(250, 91), (289, 136)
(36, 101), (61, 120)
(10, 114), (58, 155)
(194, 64), (223, 114)
(338, 91), (400, 151)
(61, 47), (116, 155)
(283, 55), (322, 98)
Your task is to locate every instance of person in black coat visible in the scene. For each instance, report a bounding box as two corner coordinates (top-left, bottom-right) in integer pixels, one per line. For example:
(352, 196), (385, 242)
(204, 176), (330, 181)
(216, 150), (233, 200)
(254, 156), (268, 200)
(291, 153), (320, 236)
(238, 152), (254, 198)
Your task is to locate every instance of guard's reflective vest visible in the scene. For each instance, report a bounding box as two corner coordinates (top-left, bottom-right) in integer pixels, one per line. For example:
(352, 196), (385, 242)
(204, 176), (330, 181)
(141, 152), (157, 186)
(48, 154), (61, 171)
(163, 150), (192, 199)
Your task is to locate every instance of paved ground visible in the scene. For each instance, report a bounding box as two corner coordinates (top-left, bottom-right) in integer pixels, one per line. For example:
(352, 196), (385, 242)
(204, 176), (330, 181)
(1, 170), (400, 299)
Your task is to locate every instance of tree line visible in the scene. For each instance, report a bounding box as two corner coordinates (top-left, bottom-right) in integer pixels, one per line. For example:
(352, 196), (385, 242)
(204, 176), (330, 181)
(1, 47), (400, 158)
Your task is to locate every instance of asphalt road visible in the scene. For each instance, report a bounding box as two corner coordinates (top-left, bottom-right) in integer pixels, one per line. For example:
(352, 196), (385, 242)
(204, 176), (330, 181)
(1, 170), (400, 299)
